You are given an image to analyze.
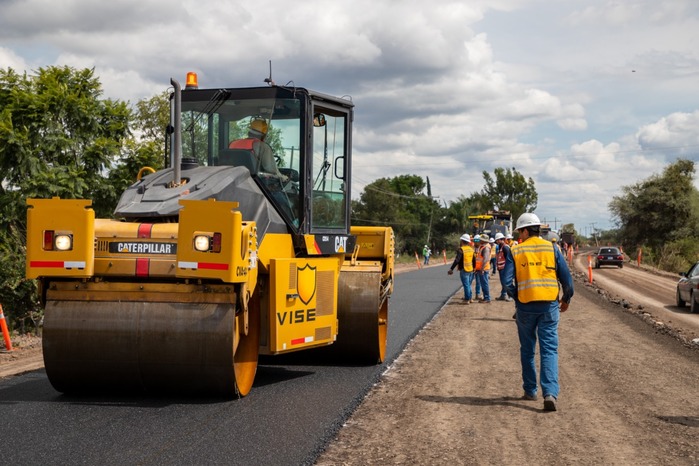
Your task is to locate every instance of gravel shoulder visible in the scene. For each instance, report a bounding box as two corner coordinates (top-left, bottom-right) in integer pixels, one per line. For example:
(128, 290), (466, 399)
(315, 263), (699, 465)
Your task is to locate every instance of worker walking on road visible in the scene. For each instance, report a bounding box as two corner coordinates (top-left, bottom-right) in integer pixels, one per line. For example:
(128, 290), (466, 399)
(503, 213), (574, 412)
(448, 234), (475, 303)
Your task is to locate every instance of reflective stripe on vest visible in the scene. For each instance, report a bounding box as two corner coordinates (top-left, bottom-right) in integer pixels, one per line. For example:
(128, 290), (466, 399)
(511, 237), (558, 303)
(461, 245), (474, 272)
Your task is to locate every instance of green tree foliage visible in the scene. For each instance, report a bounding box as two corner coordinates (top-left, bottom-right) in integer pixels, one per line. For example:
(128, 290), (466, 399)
(481, 167), (538, 220)
(107, 91), (170, 200)
(0, 66), (131, 217)
(609, 159), (699, 252)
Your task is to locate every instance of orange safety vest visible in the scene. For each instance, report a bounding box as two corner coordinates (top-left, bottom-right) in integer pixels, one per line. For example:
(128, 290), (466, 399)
(475, 244), (491, 272)
(229, 138), (258, 150)
(511, 236), (558, 303)
(496, 244), (508, 270)
(461, 245), (474, 272)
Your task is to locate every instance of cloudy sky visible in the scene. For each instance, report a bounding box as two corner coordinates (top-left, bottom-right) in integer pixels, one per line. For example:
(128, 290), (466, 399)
(2, 0), (699, 233)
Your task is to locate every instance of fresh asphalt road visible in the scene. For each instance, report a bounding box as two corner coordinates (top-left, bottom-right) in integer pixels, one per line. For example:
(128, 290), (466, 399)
(0, 264), (460, 466)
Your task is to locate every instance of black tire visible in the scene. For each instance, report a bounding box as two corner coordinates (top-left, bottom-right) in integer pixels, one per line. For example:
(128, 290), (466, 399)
(676, 287), (686, 307)
(619, 263), (623, 268)
(692, 292), (699, 314)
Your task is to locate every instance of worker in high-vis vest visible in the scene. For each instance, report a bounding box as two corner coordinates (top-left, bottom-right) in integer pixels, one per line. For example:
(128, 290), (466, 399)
(503, 212), (574, 413)
(475, 233), (492, 303)
(230, 118), (288, 181)
(448, 233), (475, 303)
(494, 232), (512, 302)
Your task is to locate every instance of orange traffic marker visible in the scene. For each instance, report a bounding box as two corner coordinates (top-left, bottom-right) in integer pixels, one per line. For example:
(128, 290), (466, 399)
(0, 304), (13, 352)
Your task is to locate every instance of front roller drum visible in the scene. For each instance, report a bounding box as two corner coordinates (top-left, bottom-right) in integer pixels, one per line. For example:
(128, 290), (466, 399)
(42, 300), (259, 397)
(333, 270), (387, 364)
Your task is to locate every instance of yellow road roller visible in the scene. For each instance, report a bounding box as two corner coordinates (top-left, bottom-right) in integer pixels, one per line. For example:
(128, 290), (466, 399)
(26, 73), (394, 397)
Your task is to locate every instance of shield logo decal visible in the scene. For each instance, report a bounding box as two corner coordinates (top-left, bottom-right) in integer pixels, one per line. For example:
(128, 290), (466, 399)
(297, 264), (317, 305)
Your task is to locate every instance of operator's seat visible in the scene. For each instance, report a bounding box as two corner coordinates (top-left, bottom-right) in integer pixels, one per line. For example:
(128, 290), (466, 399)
(218, 148), (258, 175)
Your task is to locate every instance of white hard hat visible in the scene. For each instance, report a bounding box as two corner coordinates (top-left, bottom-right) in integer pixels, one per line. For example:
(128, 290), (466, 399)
(494, 232), (505, 240)
(515, 212), (542, 230)
(473, 234), (481, 242)
(460, 233), (471, 242)
(506, 233), (513, 239)
(489, 237), (495, 243)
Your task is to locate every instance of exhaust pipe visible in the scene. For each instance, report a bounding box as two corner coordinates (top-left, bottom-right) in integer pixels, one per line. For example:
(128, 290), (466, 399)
(170, 78), (182, 187)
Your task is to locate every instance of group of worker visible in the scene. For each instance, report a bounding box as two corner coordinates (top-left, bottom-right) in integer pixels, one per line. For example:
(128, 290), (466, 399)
(448, 212), (575, 412)
(447, 231), (514, 304)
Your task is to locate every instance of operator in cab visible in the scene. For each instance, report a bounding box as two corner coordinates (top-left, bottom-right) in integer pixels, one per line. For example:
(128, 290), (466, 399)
(230, 118), (288, 182)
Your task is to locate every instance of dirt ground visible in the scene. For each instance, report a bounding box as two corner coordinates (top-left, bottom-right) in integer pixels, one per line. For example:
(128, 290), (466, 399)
(315, 261), (699, 465)
(0, 332), (43, 378)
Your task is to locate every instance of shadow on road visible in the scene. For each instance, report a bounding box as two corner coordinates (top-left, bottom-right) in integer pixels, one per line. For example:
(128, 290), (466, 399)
(416, 394), (547, 413)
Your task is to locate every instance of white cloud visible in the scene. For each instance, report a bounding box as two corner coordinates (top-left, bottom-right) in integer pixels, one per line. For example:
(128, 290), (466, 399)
(0, 47), (29, 71)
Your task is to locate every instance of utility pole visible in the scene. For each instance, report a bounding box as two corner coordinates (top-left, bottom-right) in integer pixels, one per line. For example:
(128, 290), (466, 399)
(590, 222), (598, 247)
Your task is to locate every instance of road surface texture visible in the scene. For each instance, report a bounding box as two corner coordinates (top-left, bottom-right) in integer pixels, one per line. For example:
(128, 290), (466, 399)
(315, 257), (699, 465)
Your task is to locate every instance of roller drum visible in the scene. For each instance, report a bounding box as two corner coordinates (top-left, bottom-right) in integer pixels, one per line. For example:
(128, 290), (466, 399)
(42, 300), (257, 396)
(334, 270), (387, 363)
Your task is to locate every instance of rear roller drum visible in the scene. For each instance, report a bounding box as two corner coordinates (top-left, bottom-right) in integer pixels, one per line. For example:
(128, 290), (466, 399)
(332, 270), (387, 364)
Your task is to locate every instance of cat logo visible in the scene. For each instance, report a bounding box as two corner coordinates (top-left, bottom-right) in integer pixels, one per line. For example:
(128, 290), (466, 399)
(297, 263), (317, 305)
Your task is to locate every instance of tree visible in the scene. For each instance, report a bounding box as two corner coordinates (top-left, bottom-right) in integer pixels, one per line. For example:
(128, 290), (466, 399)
(609, 158), (699, 251)
(0, 66), (131, 218)
(481, 167), (538, 220)
(352, 175), (443, 253)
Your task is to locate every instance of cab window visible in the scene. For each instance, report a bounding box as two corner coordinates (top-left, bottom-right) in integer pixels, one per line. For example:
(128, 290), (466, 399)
(311, 109), (348, 231)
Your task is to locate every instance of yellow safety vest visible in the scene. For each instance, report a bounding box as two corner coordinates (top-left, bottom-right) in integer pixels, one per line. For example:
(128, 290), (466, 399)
(461, 245), (474, 272)
(511, 236), (558, 303)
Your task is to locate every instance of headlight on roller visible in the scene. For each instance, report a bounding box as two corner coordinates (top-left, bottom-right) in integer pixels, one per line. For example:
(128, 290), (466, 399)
(193, 235), (211, 252)
(54, 234), (73, 251)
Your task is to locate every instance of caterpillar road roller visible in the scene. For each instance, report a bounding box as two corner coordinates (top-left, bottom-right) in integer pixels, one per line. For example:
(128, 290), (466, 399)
(25, 73), (394, 397)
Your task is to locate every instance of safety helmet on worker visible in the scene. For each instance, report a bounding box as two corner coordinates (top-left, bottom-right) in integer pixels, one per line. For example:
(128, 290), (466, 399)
(495, 232), (505, 241)
(460, 234), (471, 243)
(515, 212), (542, 230)
(505, 233), (513, 240)
(473, 234), (481, 242)
(249, 118), (268, 139)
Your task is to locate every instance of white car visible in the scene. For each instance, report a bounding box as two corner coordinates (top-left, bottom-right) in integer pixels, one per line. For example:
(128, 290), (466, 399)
(676, 261), (699, 313)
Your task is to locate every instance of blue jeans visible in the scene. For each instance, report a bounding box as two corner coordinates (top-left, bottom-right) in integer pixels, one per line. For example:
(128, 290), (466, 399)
(459, 270), (473, 301)
(516, 302), (560, 398)
(476, 271), (490, 301)
(497, 269), (508, 298)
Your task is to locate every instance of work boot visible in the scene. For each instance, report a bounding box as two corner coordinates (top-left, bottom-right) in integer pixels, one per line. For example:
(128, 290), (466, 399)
(544, 395), (557, 411)
(522, 393), (537, 401)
